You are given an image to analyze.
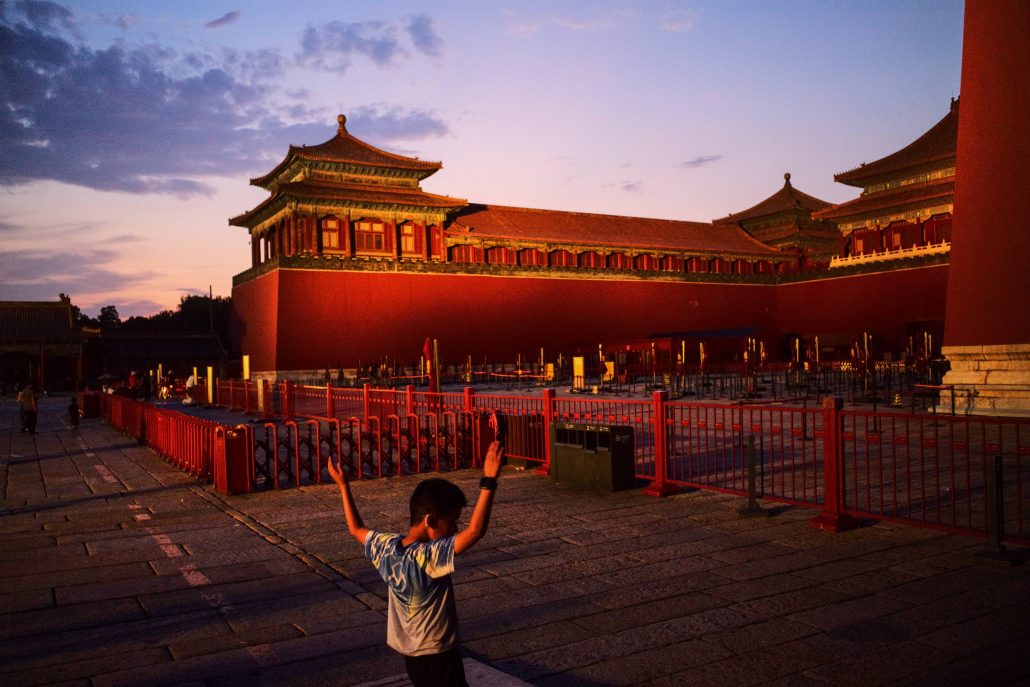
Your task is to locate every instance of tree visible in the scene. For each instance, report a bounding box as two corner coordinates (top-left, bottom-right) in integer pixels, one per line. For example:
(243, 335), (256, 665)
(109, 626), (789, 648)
(98, 305), (121, 332)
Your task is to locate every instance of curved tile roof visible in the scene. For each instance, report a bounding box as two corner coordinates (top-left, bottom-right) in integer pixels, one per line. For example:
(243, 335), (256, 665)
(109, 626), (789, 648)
(0, 301), (78, 344)
(813, 178), (954, 221)
(834, 101), (958, 187)
(229, 180), (467, 227)
(715, 174), (832, 225)
(447, 204), (783, 256)
(250, 115), (443, 188)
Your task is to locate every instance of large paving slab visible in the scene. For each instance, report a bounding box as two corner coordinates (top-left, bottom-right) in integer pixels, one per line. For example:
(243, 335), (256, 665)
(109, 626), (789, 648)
(1, 397), (1028, 686)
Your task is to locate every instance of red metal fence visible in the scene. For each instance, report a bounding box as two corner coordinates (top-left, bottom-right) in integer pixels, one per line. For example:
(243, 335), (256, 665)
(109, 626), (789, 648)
(209, 383), (1028, 545)
(100, 393), (226, 479)
(93, 381), (1028, 546)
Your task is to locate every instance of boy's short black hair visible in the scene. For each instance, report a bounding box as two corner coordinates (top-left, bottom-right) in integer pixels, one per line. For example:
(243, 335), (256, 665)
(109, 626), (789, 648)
(410, 478), (467, 525)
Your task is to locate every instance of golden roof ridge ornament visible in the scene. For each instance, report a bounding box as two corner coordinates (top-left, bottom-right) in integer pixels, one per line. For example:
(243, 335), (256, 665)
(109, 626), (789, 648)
(337, 114), (347, 134)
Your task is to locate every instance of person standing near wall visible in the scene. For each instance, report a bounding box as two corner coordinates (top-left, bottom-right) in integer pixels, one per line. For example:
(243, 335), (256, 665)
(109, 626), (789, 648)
(18, 383), (40, 434)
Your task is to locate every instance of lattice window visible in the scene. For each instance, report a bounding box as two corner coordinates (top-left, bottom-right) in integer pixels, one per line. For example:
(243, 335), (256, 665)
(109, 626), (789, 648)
(354, 220), (386, 252)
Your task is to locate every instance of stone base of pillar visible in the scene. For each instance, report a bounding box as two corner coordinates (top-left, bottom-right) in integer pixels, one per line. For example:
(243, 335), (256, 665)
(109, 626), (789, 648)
(940, 344), (1030, 417)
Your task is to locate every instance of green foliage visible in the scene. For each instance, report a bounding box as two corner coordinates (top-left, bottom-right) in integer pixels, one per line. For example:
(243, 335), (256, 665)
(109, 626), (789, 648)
(86, 296), (232, 342)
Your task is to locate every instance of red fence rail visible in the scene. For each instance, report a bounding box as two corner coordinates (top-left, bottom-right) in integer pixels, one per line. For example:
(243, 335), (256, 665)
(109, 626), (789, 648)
(200, 382), (1030, 545)
(101, 393), (226, 479)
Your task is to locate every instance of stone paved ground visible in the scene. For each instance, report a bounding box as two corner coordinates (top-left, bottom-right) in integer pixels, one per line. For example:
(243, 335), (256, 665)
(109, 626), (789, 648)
(2, 397), (1029, 687)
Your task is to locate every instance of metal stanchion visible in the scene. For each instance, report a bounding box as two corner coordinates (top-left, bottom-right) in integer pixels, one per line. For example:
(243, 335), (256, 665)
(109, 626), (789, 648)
(738, 435), (767, 517)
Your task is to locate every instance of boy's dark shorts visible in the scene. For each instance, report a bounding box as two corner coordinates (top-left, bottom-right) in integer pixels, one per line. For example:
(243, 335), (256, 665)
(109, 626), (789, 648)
(404, 646), (468, 687)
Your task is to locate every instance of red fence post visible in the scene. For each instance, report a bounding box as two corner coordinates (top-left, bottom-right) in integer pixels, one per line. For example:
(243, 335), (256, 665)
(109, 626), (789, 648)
(644, 390), (678, 496)
(536, 388), (554, 476)
(283, 380), (295, 421)
(810, 397), (859, 532)
(406, 385), (416, 417)
(214, 425), (253, 495)
(463, 387), (475, 416)
(326, 383), (335, 419)
(363, 383), (371, 424)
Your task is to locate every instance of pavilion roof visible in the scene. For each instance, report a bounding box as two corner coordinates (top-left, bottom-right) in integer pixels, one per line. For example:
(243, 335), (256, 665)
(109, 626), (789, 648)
(447, 204), (783, 256)
(834, 100), (958, 188)
(714, 174), (832, 225)
(813, 178), (954, 222)
(229, 180), (467, 228)
(0, 300), (78, 344)
(250, 115), (443, 188)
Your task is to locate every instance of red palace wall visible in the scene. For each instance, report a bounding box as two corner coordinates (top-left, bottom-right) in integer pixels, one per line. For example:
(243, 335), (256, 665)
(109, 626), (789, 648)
(231, 264), (950, 373)
(774, 265), (949, 347)
(249, 270), (777, 371)
(229, 270), (279, 371)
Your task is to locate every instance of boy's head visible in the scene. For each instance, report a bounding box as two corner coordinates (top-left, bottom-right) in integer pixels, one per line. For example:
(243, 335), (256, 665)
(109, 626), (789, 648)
(410, 478), (467, 537)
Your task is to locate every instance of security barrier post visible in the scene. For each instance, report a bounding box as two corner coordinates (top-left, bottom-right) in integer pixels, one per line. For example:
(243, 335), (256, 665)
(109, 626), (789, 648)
(810, 397), (859, 531)
(536, 388), (554, 476)
(644, 390), (678, 496)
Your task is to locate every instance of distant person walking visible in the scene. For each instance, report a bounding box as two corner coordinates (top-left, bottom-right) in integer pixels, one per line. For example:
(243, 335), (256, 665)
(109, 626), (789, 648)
(18, 383), (40, 435)
(68, 396), (80, 429)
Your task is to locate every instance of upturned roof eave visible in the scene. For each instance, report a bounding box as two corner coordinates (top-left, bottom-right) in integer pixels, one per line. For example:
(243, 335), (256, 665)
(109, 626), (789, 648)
(812, 181), (954, 222)
(228, 187), (468, 229)
(833, 103), (958, 187)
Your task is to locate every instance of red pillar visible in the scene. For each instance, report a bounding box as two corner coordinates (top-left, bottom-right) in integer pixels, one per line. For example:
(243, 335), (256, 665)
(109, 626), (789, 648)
(941, 1), (1030, 416)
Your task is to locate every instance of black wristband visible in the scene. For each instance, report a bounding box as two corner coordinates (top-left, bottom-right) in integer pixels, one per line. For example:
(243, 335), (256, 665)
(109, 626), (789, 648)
(479, 476), (498, 491)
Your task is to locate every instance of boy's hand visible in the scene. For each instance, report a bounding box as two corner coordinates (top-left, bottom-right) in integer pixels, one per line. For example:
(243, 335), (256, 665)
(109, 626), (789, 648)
(327, 455), (347, 487)
(483, 441), (504, 478)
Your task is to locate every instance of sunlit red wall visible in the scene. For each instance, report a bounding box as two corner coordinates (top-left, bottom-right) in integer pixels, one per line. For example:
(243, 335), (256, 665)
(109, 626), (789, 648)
(228, 271), (279, 371)
(774, 265), (949, 345)
(230, 263), (952, 372)
(268, 271), (777, 371)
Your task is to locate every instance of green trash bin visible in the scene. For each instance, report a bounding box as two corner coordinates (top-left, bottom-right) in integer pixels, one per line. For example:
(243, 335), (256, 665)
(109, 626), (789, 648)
(550, 422), (635, 491)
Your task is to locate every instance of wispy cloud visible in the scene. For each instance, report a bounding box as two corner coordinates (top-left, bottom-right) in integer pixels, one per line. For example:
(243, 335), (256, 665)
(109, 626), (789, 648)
(605, 180), (645, 193)
(506, 8), (637, 36)
(661, 8), (700, 33)
(0, 248), (157, 302)
(299, 14), (442, 70)
(0, 3), (449, 196)
(347, 104), (450, 141)
(206, 11), (241, 29)
(406, 14), (443, 57)
(678, 155), (722, 169)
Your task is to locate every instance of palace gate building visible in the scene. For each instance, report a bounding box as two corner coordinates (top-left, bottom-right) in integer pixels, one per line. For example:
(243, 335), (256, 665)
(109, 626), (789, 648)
(229, 110), (957, 385)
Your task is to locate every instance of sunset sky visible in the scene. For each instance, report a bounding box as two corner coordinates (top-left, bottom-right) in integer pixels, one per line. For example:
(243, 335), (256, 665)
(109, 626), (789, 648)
(1, 1), (964, 317)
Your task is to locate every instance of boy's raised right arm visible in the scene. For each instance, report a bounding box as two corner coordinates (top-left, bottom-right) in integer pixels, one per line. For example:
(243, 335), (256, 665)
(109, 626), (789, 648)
(454, 441), (504, 555)
(328, 458), (370, 545)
